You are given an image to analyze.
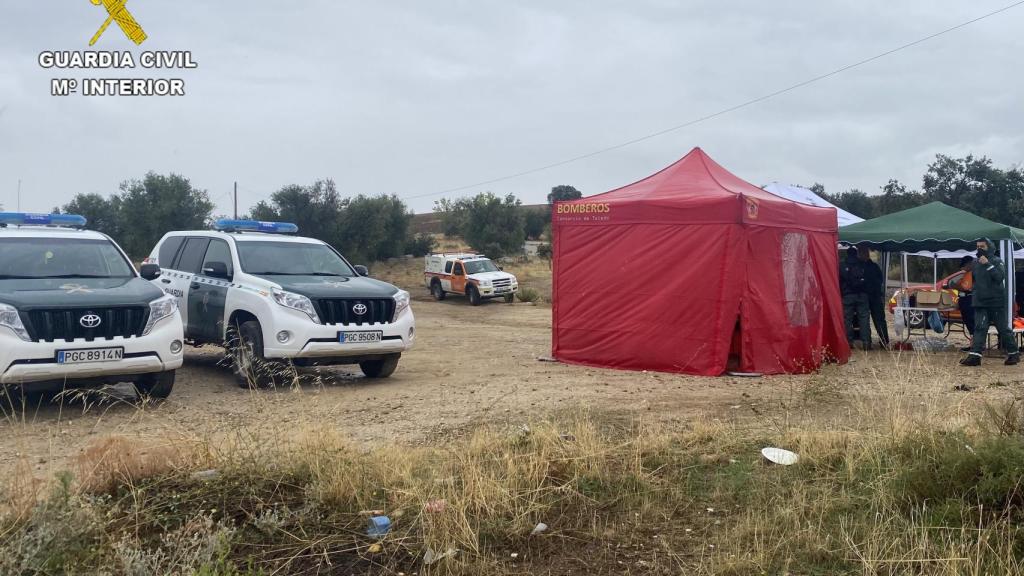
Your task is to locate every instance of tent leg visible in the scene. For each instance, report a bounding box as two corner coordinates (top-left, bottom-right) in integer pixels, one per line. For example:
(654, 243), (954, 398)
(1004, 240), (1015, 330)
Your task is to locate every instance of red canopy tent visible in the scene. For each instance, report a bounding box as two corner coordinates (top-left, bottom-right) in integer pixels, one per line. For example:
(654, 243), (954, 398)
(551, 148), (850, 376)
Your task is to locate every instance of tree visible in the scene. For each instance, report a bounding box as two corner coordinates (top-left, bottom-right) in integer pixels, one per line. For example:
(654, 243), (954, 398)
(876, 179), (926, 216)
(62, 193), (124, 239)
(822, 189), (874, 220)
(523, 208), (547, 240)
(251, 181), (412, 263)
(547, 185), (582, 205)
(338, 194), (411, 263)
(249, 179), (343, 248)
(460, 193), (526, 258)
(922, 154), (1024, 228)
(434, 197), (470, 237)
(117, 173), (214, 258)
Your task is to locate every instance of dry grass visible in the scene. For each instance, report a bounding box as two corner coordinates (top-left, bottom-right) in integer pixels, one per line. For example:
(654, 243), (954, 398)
(2, 361), (1024, 575)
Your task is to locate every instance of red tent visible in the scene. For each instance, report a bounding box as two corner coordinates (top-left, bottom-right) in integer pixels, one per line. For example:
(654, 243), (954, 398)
(551, 148), (850, 376)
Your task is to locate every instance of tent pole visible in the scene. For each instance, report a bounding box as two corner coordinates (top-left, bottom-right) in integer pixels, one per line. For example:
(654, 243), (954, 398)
(933, 255), (937, 285)
(1004, 240), (1015, 330)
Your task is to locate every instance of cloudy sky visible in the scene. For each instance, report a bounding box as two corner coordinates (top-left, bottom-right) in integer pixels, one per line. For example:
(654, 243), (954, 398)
(1, 1), (1022, 216)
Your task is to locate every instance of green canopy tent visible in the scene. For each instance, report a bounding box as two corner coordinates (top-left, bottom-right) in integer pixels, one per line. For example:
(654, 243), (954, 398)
(839, 201), (1024, 332)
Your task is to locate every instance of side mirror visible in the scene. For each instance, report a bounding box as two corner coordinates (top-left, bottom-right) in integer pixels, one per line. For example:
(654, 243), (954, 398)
(354, 265), (369, 276)
(202, 261), (231, 280)
(498, 266), (504, 271)
(140, 263), (162, 281)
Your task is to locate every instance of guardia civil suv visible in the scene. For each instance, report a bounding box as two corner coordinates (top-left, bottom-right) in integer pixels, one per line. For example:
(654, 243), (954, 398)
(143, 220), (414, 387)
(0, 213), (183, 403)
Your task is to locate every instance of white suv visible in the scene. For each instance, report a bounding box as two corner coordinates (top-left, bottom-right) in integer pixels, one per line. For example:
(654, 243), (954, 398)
(0, 213), (183, 403)
(144, 220), (414, 387)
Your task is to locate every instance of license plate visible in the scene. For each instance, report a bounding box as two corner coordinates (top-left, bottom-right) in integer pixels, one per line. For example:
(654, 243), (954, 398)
(339, 331), (382, 344)
(57, 347), (124, 364)
(495, 287), (511, 293)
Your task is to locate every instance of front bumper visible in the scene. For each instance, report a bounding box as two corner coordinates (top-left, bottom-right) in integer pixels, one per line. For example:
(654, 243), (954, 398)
(0, 314), (184, 386)
(478, 284), (519, 297)
(262, 307), (416, 360)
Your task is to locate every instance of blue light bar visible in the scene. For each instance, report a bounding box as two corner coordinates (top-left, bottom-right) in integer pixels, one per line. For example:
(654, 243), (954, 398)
(0, 212), (87, 227)
(213, 219), (298, 234)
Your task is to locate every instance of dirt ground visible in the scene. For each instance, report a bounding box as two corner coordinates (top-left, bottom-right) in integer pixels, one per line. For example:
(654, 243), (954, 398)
(2, 292), (1023, 481)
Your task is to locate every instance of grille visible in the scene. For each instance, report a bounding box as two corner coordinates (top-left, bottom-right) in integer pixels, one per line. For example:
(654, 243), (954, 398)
(23, 307), (150, 343)
(491, 278), (512, 289)
(316, 298), (395, 326)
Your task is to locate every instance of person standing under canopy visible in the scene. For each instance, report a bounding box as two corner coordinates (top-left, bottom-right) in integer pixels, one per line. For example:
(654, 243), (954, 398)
(840, 246), (871, 350)
(961, 238), (1020, 366)
(857, 243), (889, 348)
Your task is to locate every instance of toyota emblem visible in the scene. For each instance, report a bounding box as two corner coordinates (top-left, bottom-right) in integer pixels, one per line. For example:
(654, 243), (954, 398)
(352, 303), (368, 315)
(79, 314), (102, 328)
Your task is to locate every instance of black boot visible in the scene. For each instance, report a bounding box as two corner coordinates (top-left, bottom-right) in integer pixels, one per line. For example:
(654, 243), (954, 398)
(960, 354), (982, 367)
(1006, 353), (1020, 366)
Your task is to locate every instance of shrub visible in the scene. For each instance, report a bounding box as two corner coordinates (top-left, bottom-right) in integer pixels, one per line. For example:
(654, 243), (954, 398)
(404, 233), (436, 257)
(516, 287), (540, 303)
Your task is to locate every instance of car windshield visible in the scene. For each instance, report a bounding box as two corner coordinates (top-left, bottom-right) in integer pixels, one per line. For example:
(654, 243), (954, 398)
(0, 237), (134, 279)
(464, 259), (499, 274)
(236, 241), (355, 276)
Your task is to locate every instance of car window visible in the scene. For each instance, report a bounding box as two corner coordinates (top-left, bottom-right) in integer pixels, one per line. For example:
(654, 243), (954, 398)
(0, 238), (134, 279)
(176, 237), (210, 274)
(202, 239), (233, 276)
(464, 259), (498, 274)
(444, 261), (453, 274)
(235, 241), (356, 276)
(453, 262), (464, 276)
(158, 236), (185, 268)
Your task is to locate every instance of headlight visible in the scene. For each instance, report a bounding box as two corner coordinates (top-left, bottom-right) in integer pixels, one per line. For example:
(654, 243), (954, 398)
(143, 294), (178, 335)
(272, 288), (320, 323)
(393, 289), (410, 317)
(478, 279), (492, 286)
(0, 303), (31, 341)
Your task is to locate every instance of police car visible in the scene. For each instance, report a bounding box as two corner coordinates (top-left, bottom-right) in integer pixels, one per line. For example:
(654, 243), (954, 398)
(143, 220), (415, 387)
(0, 213), (183, 402)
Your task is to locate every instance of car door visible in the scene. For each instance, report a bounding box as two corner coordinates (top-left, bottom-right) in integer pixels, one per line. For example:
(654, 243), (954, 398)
(171, 237), (209, 337)
(451, 261), (467, 294)
(187, 239), (233, 343)
(440, 260), (454, 291)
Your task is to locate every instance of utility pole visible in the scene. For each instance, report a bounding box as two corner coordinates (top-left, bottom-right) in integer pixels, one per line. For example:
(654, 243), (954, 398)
(233, 181), (238, 219)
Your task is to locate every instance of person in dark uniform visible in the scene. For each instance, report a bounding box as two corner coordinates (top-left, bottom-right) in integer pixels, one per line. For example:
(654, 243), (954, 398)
(857, 243), (889, 348)
(840, 246), (871, 350)
(961, 239), (1020, 366)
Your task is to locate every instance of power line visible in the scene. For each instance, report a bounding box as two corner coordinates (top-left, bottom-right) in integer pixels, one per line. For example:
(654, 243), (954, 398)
(401, 0), (1024, 201)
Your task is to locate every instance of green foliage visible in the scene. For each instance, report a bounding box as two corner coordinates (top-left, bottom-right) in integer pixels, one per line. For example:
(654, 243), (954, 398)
(435, 193), (526, 258)
(516, 287), (541, 303)
(61, 172), (214, 258)
(817, 154), (1024, 228)
(405, 233), (436, 257)
(547, 184), (583, 205)
(536, 243), (552, 260)
(523, 209), (547, 240)
(250, 180), (413, 264)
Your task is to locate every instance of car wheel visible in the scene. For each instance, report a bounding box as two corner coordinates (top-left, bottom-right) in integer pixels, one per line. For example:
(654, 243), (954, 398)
(135, 370), (175, 401)
(230, 320), (291, 389)
(504, 293), (515, 303)
(431, 280), (446, 301)
(360, 354), (401, 378)
(467, 285), (482, 306)
(905, 310), (926, 329)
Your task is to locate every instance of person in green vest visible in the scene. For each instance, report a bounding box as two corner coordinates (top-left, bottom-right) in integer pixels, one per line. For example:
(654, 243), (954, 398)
(960, 238), (1020, 366)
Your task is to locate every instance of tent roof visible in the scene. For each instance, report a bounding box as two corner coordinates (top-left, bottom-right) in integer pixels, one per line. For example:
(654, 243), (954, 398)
(839, 201), (1024, 252)
(558, 148), (837, 231)
(762, 183), (864, 227)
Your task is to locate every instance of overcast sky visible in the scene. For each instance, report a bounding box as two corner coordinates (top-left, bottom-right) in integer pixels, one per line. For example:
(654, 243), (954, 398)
(2, 1), (1022, 217)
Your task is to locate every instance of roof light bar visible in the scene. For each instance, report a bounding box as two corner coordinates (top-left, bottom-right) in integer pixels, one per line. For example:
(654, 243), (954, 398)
(213, 219), (299, 234)
(0, 212), (88, 227)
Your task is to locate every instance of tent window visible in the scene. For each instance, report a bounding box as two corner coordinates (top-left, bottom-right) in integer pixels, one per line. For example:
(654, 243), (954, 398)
(781, 233), (821, 327)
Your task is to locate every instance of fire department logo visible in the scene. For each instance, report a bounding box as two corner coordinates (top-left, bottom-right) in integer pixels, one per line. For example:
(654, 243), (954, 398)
(88, 0), (148, 46)
(352, 303), (368, 316)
